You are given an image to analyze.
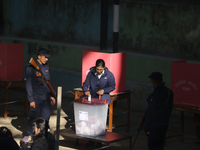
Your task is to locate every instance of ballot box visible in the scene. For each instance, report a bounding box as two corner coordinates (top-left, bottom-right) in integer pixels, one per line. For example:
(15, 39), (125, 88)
(0, 43), (24, 80)
(73, 98), (109, 136)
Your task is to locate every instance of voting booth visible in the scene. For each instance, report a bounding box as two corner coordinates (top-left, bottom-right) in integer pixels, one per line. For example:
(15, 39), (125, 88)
(82, 49), (127, 93)
(171, 60), (200, 107)
(0, 43), (24, 80)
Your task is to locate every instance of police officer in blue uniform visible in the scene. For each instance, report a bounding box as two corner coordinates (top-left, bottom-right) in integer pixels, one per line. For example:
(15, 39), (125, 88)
(144, 72), (174, 150)
(82, 59), (115, 103)
(26, 48), (56, 135)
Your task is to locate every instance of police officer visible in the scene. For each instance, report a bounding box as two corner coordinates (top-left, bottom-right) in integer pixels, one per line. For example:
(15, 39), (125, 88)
(144, 72), (174, 150)
(26, 48), (56, 135)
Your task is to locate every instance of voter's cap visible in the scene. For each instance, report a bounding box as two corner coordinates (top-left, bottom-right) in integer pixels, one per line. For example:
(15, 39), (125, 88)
(148, 72), (163, 81)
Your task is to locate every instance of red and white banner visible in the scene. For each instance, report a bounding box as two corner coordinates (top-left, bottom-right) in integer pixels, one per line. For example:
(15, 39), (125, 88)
(171, 60), (200, 107)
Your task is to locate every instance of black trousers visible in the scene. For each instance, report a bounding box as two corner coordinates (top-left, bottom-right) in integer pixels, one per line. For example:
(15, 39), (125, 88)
(27, 99), (51, 134)
(147, 127), (167, 150)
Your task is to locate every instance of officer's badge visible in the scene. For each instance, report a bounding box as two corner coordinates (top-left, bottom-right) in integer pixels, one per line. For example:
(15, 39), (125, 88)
(36, 71), (41, 77)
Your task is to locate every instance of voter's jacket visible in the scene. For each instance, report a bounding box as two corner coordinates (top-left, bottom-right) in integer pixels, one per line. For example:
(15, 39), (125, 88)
(144, 84), (174, 132)
(26, 60), (51, 103)
(82, 66), (115, 103)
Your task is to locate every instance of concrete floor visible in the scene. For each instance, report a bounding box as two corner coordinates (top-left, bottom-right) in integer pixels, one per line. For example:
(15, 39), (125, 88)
(0, 87), (200, 150)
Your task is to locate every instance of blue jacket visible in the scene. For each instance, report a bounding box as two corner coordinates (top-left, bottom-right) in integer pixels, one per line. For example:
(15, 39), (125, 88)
(26, 60), (51, 103)
(82, 67), (115, 103)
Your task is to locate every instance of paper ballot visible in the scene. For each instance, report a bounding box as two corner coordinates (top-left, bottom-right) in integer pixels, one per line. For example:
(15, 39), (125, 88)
(88, 95), (91, 102)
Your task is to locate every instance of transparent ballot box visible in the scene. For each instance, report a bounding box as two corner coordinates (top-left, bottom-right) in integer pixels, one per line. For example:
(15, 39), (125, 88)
(73, 97), (109, 136)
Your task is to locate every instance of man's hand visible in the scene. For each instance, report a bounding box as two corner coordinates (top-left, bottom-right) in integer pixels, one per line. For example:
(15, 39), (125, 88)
(146, 131), (150, 135)
(50, 97), (56, 105)
(20, 139), (24, 146)
(85, 91), (91, 97)
(30, 101), (35, 109)
(97, 89), (104, 95)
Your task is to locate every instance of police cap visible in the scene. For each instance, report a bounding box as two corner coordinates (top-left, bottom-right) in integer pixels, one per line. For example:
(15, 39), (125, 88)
(38, 48), (50, 58)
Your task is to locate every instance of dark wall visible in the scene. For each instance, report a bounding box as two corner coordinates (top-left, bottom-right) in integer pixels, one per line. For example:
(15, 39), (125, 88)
(0, 0), (3, 35)
(3, 0), (114, 46)
(3, 0), (200, 61)
(119, 1), (200, 60)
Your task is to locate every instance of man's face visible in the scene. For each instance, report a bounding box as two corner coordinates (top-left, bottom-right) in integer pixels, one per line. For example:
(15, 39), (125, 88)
(34, 124), (40, 136)
(38, 54), (48, 64)
(96, 66), (104, 75)
(150, 78), (156, 88)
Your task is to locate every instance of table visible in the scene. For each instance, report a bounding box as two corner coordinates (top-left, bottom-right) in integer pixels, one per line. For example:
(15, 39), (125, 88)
(167, 103), (200, 141)
(74, 88), (131, 132)
(0, 80), (28, 118)
(55, 127), (132, 150)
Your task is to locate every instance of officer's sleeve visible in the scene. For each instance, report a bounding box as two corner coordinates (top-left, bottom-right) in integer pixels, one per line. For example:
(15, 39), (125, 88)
(46, 65), (50, 81)
(82, 72), (91, 93)
(103, 72), (115, 94)
(25, 67), (34, 103)
(144, 93), (157, 132)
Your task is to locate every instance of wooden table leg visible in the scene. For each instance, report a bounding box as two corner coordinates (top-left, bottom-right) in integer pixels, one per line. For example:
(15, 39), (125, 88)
(75, 91), (79, 99)
(0, 87), (1, 102)
(127, 93), (130, 131)
(180, 111), (184, 142)
(108, 102), (113, 132)
(4, 88), (9, 118)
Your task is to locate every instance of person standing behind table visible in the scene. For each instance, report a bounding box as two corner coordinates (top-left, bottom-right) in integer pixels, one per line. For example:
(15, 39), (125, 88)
(144, 72), (174, 150)
(26, 48), (56, 135)
(0, 126), (20, 150)
(82, 59), (115, 103)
